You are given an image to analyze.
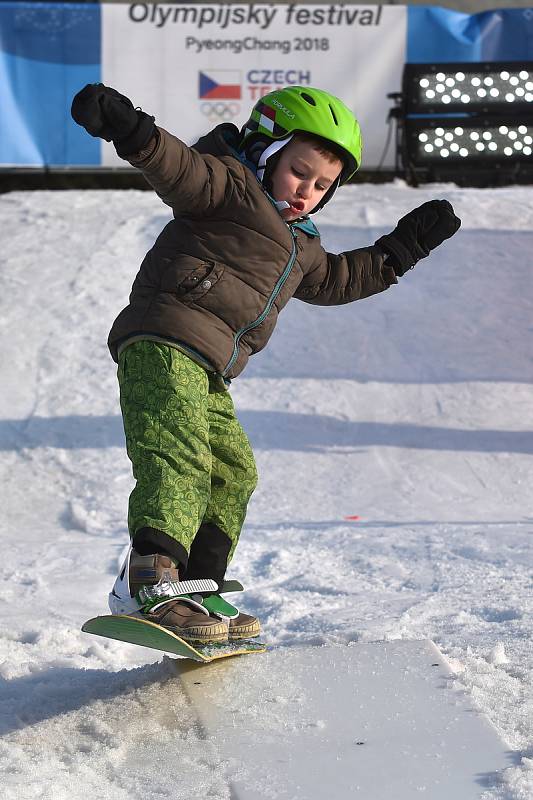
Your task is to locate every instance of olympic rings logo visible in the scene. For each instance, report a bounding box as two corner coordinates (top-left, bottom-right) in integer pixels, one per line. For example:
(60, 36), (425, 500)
(200, 102), (241, 120)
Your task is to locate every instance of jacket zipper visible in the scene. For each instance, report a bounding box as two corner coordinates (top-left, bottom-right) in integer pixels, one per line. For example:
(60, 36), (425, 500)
(222, 229), (298, 376)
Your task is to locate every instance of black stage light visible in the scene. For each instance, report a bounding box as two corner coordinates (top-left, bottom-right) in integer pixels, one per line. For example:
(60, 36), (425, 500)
(401, 116), (533, 185)
(405, 117), (533, 164)
(403, 61), (533, 115)
(394, 61), (533, 185)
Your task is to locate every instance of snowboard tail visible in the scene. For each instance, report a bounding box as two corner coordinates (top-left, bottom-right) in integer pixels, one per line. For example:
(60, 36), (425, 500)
(82, 614), (266, 662)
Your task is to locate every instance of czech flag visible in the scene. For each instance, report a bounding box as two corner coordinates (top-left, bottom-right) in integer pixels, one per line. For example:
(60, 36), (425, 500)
(199, 71), (241, 100)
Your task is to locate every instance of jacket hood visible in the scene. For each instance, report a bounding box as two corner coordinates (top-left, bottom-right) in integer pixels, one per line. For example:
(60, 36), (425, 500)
(192, 123), (241, 158)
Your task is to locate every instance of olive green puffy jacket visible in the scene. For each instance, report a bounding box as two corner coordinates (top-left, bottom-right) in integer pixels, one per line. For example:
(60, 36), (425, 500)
(108, 124), (396, 379)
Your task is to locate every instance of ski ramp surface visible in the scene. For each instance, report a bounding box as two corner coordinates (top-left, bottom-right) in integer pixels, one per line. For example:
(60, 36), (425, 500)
(177, 640), (511, 800)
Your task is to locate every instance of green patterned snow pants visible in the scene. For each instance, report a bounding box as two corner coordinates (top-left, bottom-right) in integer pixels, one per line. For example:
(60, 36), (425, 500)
(118, 341), (257, 575)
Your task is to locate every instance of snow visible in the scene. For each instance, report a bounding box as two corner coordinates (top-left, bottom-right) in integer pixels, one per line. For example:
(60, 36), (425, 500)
(0, 181), (532, 799)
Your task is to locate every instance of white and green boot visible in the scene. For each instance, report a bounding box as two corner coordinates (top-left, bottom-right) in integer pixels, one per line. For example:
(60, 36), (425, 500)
(109, 547), (261, 644)
(109, 547), (227, 644)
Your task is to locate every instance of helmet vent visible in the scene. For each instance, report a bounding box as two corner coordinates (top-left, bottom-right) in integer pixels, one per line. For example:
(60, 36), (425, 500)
(329, 105), (339, 125)
(300, 92), (317, 106)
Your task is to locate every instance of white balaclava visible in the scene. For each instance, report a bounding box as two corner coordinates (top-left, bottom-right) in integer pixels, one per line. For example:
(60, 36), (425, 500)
(248, 135), (293, 212)
(255, 135), (293, 182)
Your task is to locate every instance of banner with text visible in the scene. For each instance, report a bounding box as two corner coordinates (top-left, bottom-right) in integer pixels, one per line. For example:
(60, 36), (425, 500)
(101, 3), (405, 168)
(1, 4), (533, 168)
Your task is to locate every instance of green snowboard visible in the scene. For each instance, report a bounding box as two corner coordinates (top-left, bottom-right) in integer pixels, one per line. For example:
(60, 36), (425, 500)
(82, 614), (266, 663)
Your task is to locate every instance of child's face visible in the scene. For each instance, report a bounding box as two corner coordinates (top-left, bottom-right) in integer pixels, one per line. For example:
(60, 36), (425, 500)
(269, 138), (343, 221)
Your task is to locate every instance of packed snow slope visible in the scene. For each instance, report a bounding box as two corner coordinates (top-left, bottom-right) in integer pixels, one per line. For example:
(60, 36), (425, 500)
(1, 182), (532, 800)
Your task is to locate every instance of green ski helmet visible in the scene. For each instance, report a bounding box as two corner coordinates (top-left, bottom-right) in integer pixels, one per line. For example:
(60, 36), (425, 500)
(240, 86), (363, 185)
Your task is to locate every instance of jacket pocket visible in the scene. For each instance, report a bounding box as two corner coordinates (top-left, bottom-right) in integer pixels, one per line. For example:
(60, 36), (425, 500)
(160, 256), (224, 304)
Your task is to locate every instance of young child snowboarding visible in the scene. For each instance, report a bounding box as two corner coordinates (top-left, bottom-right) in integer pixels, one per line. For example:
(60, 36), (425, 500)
(71, 84), (460, 646)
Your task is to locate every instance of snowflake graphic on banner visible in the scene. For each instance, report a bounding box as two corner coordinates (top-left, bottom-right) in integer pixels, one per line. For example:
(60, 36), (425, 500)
(14, 5), (94, 38)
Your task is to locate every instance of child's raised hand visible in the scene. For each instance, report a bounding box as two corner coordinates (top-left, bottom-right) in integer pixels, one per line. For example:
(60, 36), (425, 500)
(71, 83), (155, 157)
(376, 200), (461, 276)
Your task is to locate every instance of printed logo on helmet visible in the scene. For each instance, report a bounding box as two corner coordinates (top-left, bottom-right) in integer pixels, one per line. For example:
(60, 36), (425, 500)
(271, 97), (296, 119)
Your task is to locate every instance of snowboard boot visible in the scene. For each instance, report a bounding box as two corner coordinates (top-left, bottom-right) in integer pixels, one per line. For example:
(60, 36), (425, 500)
(228, 612), (261, 642)
(190, 592), (261, 641)
(128, 550), (228, 644)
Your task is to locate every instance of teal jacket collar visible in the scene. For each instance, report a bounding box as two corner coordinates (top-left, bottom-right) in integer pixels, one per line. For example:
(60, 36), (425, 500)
(292, 217), (320, 237)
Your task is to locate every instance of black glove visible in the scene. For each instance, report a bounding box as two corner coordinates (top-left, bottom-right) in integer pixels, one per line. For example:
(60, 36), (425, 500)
(376, 199), (461, 277)
(71, 83), (156, 158)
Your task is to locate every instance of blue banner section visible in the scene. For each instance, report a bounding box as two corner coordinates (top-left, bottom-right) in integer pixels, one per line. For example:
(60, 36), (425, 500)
(408, 7), (533, 63)
(0, 3), (100, 165)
